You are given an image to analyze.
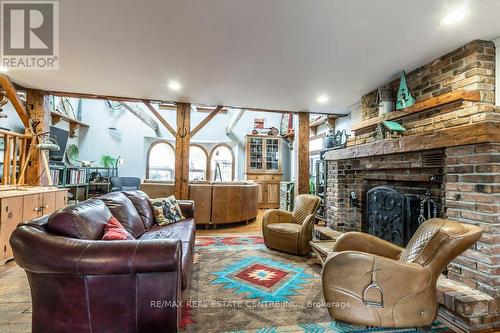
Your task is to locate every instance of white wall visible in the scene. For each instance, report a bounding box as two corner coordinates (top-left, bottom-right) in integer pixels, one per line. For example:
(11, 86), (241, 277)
(0, 103), (24, 133)
(76, 99), (290, 180)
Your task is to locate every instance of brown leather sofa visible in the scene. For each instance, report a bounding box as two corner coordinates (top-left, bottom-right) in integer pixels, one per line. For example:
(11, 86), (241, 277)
(322, 218), (483, 328)
(262, 194), (320, 256)
(10, 190), (195, 333)
(140, 180), (258, 228)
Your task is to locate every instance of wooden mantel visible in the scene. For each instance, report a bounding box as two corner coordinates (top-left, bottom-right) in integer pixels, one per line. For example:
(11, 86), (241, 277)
(324, 121), (500, 161)
(352, 90), (481, 133)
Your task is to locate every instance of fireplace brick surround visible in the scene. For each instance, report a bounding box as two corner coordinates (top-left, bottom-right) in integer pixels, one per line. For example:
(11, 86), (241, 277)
(323, 40), (499, 331)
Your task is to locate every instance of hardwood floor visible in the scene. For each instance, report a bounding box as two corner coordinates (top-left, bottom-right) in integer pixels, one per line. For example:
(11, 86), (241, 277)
(0, 210), (266, 332)
(197, 209), (264, 235)
(0, 261), (31, 333)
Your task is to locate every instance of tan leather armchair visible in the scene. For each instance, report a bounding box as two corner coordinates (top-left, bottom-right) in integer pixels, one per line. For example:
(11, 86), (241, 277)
(262, 194), (320, 256)
(322, 218), (483, 328)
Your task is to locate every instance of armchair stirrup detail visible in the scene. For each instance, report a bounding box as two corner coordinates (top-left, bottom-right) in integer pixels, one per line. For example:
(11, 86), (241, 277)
(362, 258), (384, 308)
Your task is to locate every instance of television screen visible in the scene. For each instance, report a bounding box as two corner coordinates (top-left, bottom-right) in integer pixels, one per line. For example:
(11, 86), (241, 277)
(49, 126), (69, 162)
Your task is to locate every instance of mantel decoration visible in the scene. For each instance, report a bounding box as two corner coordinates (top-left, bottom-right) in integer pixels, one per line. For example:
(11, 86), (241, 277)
(374, 120), (406, 140)
(376, 88), (394, 115)
(395, 71), (416, 110)
(322, 128), (350, 151)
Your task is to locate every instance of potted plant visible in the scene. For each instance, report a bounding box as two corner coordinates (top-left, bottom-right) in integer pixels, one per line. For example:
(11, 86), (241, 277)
(100, 154), (116, 168)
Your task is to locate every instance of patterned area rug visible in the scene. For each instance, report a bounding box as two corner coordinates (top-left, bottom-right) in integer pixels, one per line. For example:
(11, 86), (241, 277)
(182, 236), (453, 333)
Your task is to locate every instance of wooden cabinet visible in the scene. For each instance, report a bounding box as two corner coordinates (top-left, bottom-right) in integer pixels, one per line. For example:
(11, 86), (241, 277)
(55, 190), (67, 209)
(0, 197), (23, 262)
(246, 135), (282, 173)
(0, 188), (68, 265)
(245, 135), (283, 209)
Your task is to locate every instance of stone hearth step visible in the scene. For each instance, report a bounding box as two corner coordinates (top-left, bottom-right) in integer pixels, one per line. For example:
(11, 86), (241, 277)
(436, 275), (498, 332)
(313, 226), (342, 241)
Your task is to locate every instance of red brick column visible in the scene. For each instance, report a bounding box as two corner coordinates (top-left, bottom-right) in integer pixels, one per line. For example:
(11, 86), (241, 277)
(445, 143), (500, 298)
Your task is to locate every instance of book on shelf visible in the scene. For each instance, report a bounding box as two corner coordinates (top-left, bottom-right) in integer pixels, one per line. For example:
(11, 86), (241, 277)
(66, 169), (87, 185)
(50, 169), (61, 185)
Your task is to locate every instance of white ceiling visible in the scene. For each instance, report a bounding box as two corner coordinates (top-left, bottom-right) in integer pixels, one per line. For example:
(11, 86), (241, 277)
(7, 0), (500, 114)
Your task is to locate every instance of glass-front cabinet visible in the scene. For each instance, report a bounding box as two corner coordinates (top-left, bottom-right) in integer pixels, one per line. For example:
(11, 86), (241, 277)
(245, 135), (283, 209)
(246, 135), (281, 173)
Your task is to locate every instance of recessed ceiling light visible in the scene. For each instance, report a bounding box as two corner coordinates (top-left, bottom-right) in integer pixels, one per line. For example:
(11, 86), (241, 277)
(168, 80), (182, 91)
(440, 4), (468, 25)
(317, 94), (329, 104)
(0, 66), (9, 73)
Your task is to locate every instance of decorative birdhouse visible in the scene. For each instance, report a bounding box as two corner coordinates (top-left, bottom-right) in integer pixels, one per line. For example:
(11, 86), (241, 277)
(375, 121), (406, 140)
(396, 71), (416, 110)
(376, 88), (394, 116)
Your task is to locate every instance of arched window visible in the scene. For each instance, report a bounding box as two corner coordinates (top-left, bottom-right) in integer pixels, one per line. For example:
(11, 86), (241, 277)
(147, 141), (175, 180)
(189, 145), (208, 181)
(210, 144), (235, 182)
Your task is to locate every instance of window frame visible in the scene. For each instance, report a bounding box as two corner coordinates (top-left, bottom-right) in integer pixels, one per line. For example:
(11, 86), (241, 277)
(209, 143), (235, 181)
(189, 144), (209, 181)
(146, 140), (176, 180)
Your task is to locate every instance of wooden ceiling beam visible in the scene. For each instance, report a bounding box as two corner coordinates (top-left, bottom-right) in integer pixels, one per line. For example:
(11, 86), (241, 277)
(226, 109), (245, 135)
(190, 105), (223, 137)
(142, 100), (177, 137)
(0, 74), (30, 128)
(120, 102), (159, 132)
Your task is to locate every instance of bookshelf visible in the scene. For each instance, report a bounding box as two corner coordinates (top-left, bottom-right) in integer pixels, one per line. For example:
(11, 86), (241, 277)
(49, 165), (118, 203)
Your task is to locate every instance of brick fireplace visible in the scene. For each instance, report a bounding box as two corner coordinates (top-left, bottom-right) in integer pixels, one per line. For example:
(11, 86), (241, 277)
(323, 40), (499, 332)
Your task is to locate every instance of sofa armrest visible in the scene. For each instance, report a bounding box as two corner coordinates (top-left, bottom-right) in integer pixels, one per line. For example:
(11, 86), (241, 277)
(178, 200), (195, 219)
(11, 226), (181, 275)
(332, 231), (403, 260)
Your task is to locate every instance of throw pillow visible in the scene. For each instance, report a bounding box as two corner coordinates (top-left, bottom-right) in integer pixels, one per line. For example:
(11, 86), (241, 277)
(149, 196), (185, 226)
(102, 216), (135, 240)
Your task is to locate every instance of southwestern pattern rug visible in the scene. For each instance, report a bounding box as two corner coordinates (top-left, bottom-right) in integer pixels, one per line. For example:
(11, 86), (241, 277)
(181, 235), (453, 333)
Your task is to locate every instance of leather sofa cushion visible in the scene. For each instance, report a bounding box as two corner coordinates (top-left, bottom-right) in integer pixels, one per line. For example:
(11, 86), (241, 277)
(139, 218), (195, 245)
(47, 198), (112, 240)
(123, 190), (155, 230)
(99, 192), (146, 238)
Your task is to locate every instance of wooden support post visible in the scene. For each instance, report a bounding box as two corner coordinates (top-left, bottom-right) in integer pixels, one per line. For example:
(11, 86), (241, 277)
(25, 90), (51, 186)
(296, 112), (310, 195)
(174, 103), (191, 199)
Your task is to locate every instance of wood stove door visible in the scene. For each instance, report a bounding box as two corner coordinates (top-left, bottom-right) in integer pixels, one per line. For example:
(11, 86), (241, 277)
(366, 186), (405, 247)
